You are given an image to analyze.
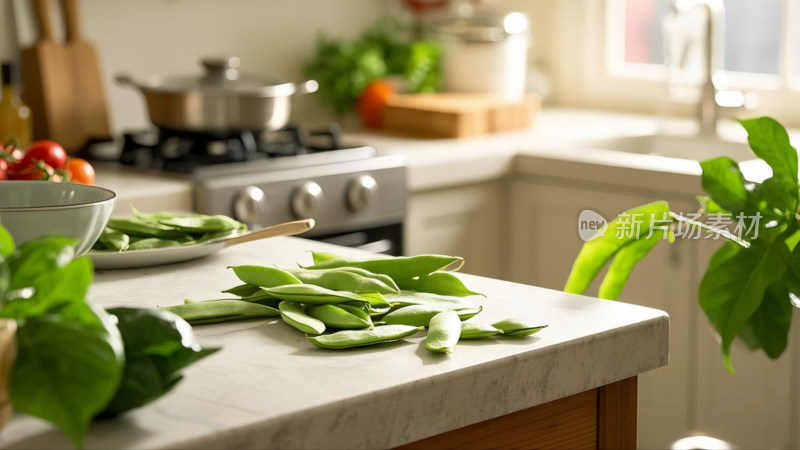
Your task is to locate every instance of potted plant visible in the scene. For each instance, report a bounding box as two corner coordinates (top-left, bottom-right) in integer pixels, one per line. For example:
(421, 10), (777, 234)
(566, 117), (799, 373)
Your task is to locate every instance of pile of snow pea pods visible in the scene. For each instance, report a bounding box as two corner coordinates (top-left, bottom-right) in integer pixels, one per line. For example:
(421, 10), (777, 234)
(92, 210), (246, 252)
(163, 252), (547, 353)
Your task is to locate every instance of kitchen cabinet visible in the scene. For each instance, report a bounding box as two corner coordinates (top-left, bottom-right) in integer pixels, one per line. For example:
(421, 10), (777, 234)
(505, 170), (798, 449)
(405, 182), (502, 278)
(506, 176), (694, 449)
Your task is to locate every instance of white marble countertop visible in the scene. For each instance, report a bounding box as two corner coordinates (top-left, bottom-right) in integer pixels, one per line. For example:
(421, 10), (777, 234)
(1, 237), (669, 449)
(93, 107), (781, 212)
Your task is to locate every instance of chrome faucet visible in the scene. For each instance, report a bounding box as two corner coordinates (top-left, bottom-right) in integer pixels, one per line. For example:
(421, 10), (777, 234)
(665, 0), (756, 135)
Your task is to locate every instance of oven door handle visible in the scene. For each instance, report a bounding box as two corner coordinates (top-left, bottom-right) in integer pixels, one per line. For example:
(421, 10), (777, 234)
(357, 239), (394, 254)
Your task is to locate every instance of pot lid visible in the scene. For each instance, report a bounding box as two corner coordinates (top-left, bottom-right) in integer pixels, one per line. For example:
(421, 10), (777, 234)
(125, 57), (317, 97)
(433, 3), (529, 43)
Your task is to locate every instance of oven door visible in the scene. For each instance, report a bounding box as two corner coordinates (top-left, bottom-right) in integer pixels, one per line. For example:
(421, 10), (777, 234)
(312, 223), (403, 256)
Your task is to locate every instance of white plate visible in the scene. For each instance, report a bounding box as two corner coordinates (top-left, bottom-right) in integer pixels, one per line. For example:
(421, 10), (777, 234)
(88, 219), (315, 270)
(89, 241), (227, 270)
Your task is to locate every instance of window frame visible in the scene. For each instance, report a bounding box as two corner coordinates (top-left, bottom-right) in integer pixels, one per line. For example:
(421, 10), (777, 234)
(555, 0), (800, 128)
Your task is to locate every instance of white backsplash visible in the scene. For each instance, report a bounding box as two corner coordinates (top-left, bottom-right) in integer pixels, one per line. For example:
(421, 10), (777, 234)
(0, 0), (552, 134)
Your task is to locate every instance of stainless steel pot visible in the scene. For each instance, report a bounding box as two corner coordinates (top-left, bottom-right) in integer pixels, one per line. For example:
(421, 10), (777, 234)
(116, 57), (318, 132)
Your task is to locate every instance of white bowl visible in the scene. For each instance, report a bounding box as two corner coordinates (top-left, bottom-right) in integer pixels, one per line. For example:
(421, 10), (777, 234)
(0, 181), (117, 256)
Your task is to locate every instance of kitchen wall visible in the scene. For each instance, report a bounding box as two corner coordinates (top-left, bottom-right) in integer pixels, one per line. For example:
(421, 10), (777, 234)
(0, 0), (555, 134)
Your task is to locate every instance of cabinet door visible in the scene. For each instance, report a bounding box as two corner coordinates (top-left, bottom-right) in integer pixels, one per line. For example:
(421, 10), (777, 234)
(691, 239), (794, 449)
(405, 182), (502, 278)
(507, 179), (694, 449)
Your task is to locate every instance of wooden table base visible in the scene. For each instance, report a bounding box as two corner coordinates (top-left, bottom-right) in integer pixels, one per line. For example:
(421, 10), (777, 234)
(398, 377), (638, 450)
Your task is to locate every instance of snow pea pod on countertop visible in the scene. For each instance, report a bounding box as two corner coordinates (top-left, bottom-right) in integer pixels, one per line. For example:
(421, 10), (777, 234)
(303, 253), (464, 281)
(279, 301), (326, 335)
(307, 325), (424, 350)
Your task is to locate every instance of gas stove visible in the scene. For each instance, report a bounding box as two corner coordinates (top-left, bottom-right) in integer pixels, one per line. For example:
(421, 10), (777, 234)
(99, 123), (407, 255)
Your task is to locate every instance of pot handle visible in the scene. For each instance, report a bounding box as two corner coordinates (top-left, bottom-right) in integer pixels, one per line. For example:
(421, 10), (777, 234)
(295, 80), (319, 95)
(115, 73), (138, 88)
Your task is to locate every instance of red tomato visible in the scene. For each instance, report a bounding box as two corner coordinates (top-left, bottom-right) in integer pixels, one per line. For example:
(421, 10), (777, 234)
(14, 140), (68, 171)
(0, 159), (8, 180)
(9, 162), (55, 180)
(66, 158), (95, 185)
(356, 80), (395, 128)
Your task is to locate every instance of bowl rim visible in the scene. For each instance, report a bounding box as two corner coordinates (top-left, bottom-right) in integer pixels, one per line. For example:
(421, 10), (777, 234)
(0, 181), (117, 212)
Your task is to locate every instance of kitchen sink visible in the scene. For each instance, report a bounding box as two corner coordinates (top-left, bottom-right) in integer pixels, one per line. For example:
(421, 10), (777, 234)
(585, 134), (755, 162)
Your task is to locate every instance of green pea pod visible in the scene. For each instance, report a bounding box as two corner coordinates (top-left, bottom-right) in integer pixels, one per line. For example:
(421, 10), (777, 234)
(384, 291), (475, 309)
(358, 292), (391, 308)
(106, 217), (189, 240)
(336, 267), (400, 292)
(337, 304), (371, 321)
(163, 299), (280, 323)
(132, 208), (179, 222)
(311, 251), (339, 264)
(287, 267), (399, 294)
(492, 318), (548, 336)
(263, 284), (372, 305)
(382, 305), (482, 327)
(98, 227), (130, 252)
(425, 311), (461, 353)
(230, 265), (302, 288)
(460, 321), (503, 339)
(128, 238), (183, 250)
(397, 272), (483, 297)
(279, 301), (326, 335)
(303, 254), (464, 281)
(159, 214), (243, 233)
(222, 283), (262, 297)
(306, 304), (372, 329)
(307, 325), (423, 349)
(196, 228), (242, 243)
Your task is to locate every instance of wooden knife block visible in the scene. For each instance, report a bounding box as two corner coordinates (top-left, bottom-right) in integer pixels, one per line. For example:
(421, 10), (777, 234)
(382, 93), (539, 138)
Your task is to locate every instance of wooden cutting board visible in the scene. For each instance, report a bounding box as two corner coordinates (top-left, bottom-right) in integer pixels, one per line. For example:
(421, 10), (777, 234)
(381, 93), (540, 138)
(20, 0), (111, 153)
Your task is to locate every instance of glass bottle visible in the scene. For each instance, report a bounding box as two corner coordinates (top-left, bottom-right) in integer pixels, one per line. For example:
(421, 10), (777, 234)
(0, 62), (32, 149)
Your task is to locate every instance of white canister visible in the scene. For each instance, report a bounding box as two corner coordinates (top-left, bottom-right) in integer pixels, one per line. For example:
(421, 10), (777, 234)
(433, 4), (530, 101)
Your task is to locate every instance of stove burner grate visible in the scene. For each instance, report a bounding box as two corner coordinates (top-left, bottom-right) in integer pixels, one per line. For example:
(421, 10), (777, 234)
(118, 124), (343, 173)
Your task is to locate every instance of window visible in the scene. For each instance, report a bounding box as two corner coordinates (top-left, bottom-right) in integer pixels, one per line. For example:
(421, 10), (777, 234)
(581, 0), (800, 126)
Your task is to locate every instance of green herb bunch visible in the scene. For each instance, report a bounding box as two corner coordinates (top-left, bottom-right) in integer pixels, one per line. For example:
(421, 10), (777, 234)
(304, 19), (440, 115)
(0, 229), (217, 447)
(565, 117), (800, 373)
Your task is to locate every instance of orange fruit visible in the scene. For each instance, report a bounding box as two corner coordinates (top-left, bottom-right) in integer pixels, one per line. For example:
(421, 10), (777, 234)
(356, 80), (395, 128)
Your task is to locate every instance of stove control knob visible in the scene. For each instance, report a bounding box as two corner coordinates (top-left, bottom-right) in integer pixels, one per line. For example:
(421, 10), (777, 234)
(234, 186), (266, 228)
(347, 175), (378, 213)
(292, 181), (323, 219)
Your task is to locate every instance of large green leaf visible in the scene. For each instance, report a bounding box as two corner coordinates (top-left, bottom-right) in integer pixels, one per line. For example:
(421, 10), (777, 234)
(738, 117), (798, 186)
(699, 240), (789, 372)
(739, 282), (793, 359)
(100, 308), (219, 416)
(565, 201), (670, 295)
(10, 304), (124, 447)
(1, 254), (92, 320)
(752, 176), (798, 221)
(700, 157), (749, 212)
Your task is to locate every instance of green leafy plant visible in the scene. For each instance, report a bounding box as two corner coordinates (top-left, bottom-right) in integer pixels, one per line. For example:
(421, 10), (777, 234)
(0, 229), (217, 447)
(304, 19), (440, 115)
(566, 117), (800, 374)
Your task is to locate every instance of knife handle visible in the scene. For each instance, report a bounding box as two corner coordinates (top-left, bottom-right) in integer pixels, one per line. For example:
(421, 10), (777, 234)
(33, 0), (54, 42)
(61, 0), (81, 42)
